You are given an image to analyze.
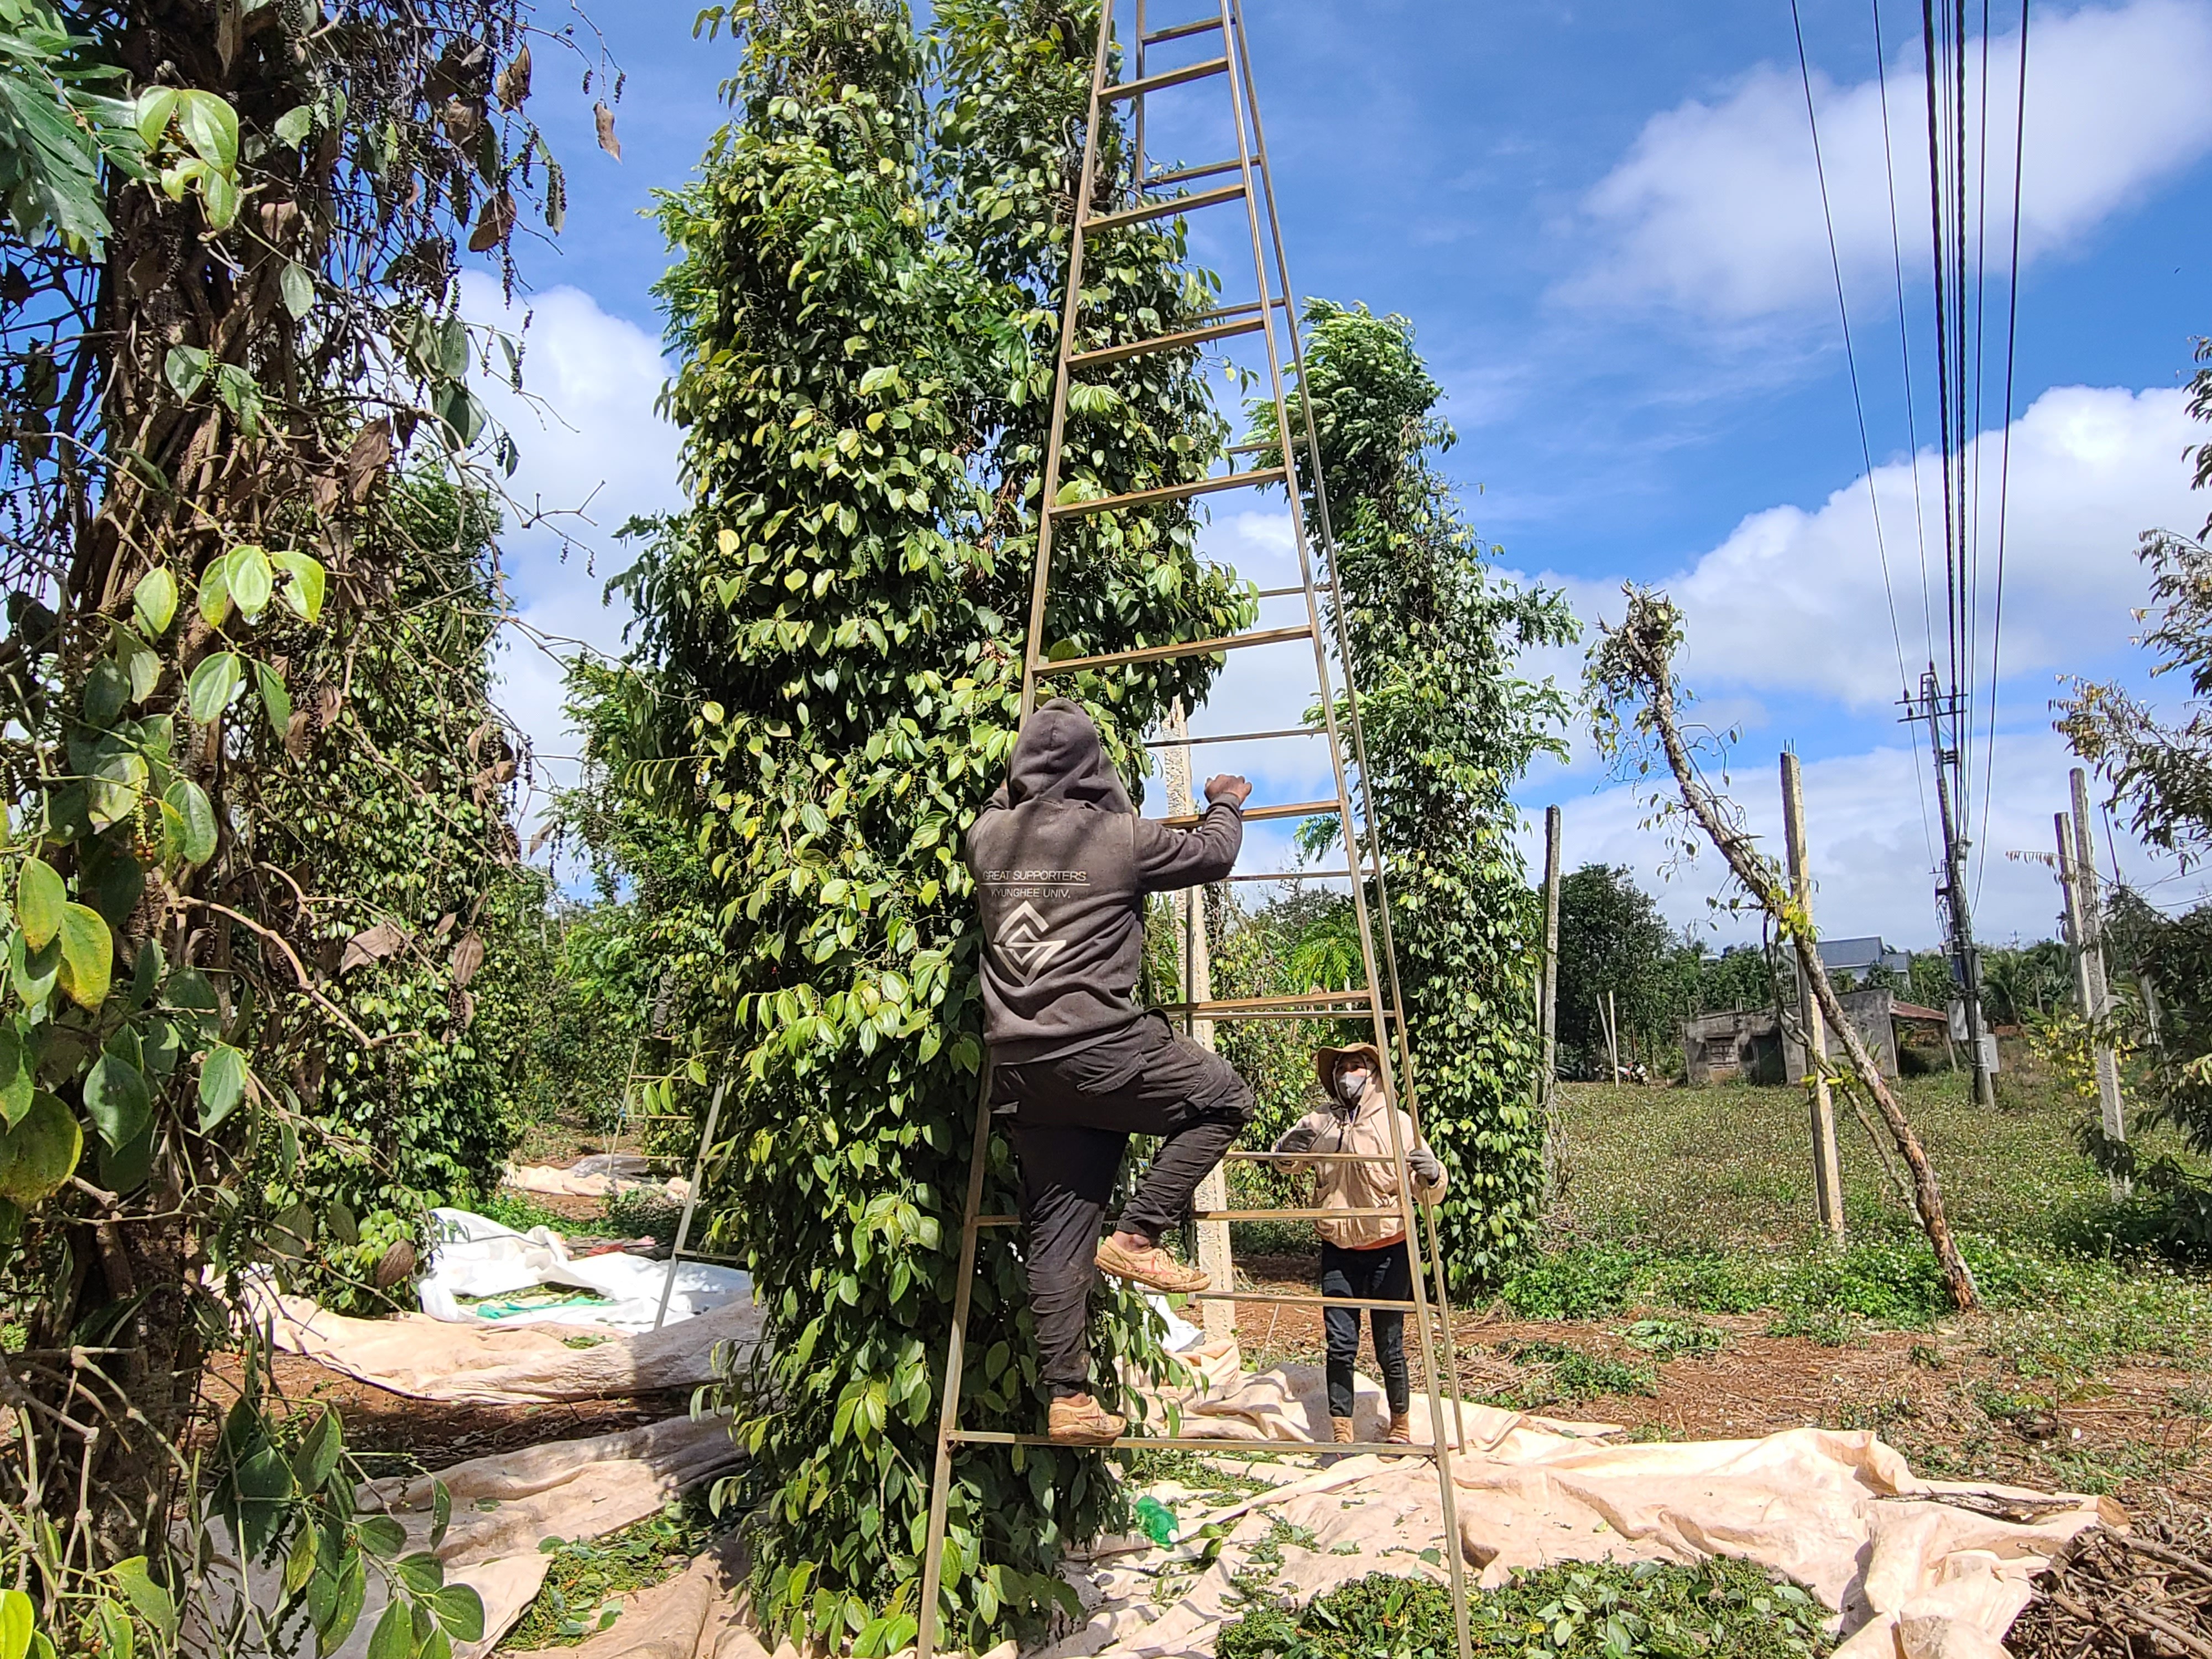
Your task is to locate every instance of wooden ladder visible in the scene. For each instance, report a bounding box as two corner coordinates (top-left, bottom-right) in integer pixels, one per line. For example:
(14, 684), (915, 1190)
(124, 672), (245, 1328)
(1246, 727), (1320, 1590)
(916, 6), (1475, 1657)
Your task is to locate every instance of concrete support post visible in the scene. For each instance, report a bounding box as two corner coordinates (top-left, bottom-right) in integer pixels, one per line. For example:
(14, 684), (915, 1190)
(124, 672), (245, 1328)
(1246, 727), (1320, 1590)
(1781, 752), (1845, 1241)
(1162, 701), (1233, 1339)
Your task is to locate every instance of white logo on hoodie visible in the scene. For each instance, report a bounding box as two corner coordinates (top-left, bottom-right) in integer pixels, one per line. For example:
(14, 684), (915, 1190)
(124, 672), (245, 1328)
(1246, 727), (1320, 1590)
(997, 900), (1067, 982)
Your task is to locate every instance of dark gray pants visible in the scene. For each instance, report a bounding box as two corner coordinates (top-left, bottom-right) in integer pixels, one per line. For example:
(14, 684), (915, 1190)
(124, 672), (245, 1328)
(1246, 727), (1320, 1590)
(995, 1014), (1254, 1395)
(1321, 1238), (1412, 1418)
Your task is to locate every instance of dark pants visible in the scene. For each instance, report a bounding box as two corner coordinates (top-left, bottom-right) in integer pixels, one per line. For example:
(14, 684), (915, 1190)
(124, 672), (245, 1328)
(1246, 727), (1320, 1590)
(1322, 1238), (1413, 1419)
(996, 1014), (1255, 1395)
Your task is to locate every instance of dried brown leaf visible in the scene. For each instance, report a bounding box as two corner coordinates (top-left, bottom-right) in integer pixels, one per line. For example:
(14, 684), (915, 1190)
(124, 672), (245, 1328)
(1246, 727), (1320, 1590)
(497, 44), (533, 111)
(449, 930), (485, 989)
(594, 101), (622, 161)
(339, 920), (406, 975)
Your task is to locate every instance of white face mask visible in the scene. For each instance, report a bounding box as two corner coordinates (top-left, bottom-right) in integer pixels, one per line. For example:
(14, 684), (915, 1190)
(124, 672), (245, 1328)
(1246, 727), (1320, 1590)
(1334, 1067), (1370, 1105)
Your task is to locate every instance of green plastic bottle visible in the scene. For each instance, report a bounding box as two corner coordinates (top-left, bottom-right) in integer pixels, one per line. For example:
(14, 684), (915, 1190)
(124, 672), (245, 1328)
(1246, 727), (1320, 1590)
(1134, 1494), (1177, 1548)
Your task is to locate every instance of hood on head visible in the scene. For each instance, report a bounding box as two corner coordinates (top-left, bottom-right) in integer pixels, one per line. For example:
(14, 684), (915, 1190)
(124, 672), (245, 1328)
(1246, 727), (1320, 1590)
(1004, 698), (1133, 812)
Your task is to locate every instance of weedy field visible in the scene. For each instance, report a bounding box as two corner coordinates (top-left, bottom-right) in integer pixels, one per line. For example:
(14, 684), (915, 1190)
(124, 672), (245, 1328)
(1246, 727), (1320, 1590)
(1230, 1058), (2212, 1519)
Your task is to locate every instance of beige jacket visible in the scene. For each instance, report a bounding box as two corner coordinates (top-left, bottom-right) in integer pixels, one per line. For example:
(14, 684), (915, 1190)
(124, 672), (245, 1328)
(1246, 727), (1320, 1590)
(1271, 1081), (1447, 1250)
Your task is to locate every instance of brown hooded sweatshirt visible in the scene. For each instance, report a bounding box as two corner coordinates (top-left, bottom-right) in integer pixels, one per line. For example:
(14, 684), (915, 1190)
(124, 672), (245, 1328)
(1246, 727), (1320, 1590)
(964, 698), (1242, 1064)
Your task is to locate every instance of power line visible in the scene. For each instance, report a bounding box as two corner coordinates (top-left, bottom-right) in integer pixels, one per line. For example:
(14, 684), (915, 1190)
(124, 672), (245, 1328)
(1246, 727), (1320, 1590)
(1788, 1), (1918, 731)
(1974, 0), (2029, 905)
(1870, 0), (1942, 875)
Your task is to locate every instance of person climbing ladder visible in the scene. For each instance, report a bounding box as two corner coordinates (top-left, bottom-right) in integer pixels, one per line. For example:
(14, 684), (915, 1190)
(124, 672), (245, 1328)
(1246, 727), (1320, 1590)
(964, 698), (1257, 1446)
(1274, 1042), (1447, 1446)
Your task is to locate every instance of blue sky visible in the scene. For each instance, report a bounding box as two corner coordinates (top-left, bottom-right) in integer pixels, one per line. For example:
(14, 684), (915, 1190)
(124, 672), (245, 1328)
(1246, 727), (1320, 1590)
(479, 0), (2212, 951)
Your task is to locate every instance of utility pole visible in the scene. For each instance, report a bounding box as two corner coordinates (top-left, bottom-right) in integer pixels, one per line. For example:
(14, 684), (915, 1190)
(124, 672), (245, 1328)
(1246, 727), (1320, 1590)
(1161, 701), (1233, 1340)
(1781, 752), (1845, 1241)
(1901, 666), (1995, 1109)
(2065, 768), (2127, 1190)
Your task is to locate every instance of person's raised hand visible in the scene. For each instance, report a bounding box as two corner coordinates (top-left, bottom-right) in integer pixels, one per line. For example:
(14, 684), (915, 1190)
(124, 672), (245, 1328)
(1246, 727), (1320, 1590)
(1204, 774), (1253, 808)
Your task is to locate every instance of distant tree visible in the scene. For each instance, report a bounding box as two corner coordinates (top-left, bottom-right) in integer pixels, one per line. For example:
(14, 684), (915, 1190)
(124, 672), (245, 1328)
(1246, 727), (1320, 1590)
(2058, 334), (2212, 1244)
(1978, 942), (2071, 1027)
(1555, 864), (1676, 1076)
(1908, 951), (1955, 1013)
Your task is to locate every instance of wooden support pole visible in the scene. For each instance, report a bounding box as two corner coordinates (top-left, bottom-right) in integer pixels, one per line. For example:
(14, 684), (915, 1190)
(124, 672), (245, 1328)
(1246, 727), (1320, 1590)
(1161, 701), (1233, 1339)
(1781, 752), (1846, 1241)
(2065, 768), (2128, 1192)
(1538, 805), (1562, 1187)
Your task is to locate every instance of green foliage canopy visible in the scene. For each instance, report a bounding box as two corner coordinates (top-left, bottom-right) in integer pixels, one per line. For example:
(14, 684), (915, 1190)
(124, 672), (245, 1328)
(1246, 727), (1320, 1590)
(583, 0), (1254, 1645)
(1258, 300), (1576, 1284)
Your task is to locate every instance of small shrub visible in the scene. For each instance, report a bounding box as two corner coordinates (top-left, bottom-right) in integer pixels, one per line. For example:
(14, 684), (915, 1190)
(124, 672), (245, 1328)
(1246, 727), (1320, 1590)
(606, 1187), (685, 1244)
(1499, 1245), (1648, 1319)
(1215, 1562), (1831, 1659)
(1646, 1252), (1770, 1314)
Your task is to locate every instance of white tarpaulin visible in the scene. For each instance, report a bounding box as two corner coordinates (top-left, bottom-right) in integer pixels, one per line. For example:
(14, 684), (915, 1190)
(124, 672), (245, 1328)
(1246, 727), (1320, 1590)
(418, 1208), (749, 1332)
(246, 1208), (763, 1405)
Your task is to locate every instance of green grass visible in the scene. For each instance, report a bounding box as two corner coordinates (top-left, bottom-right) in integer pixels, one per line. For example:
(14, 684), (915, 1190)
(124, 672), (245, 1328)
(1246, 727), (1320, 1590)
(1216, 1563), (1830, 1659)
(1512, 1067), (2212, 1365)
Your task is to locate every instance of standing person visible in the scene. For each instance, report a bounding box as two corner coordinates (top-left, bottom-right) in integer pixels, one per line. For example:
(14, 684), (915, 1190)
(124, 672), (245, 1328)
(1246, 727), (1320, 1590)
(1273, 1041), (1446, 1446)
(966, 698), (1257, 1446)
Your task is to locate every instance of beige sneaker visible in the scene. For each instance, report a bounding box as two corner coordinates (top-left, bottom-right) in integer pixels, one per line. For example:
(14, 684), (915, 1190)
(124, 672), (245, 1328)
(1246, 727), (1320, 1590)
(1385, 1412), (1413, 1445)
(1048, 1393), (1126, 1446)
(1094, 1235), (1209, 1294)
(1331, 1416), (1357, 1444)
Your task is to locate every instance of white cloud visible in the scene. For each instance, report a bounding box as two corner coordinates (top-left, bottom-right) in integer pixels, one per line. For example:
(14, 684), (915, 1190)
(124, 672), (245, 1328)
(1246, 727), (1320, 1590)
(1547, 383), (2198, 716)
(457, 277), (681, 825)
(1568, 0), (2212, 319)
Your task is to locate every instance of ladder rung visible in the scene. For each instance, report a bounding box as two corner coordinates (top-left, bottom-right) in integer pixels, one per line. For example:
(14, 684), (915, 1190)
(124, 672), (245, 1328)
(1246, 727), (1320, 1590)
(949, 1430), (1440, 1455)
(1082, 182), (1246, 236)
(1144, 157), (1241, 189)
(1069, 315), (1262, 371)
(1203, 297), (1290, 326)
(1254, 584), (1307, 598)
(1142, 17), (1223, 44)
(1221, 867), (1352, 883)
(1194, 1207), (1407, 1222)
(1187, 1290), (1433, 1312)
(1178, 1006), (1397, 1024)
(1103, 56), (1229, 103)
(1036, 623), (1310, 678)
(669, 1248), (748, 1267)
(1046, 465), (1286, 520)
(1160, 797), (1336, 827)
(1224, 1150), (1406, 1163)
(1157, 991), (1389, 1016)
(1144, 723), (1322, 748)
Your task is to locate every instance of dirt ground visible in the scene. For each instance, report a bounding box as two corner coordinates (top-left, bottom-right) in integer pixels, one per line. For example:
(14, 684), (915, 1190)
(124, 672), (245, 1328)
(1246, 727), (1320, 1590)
(1232, 1252), (2212, 1522)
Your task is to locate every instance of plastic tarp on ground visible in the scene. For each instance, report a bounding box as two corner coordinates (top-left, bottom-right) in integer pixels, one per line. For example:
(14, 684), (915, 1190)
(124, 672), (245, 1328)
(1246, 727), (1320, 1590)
(417, 1208), (748, 1331)
(187, 1416), (743, 1659)
(442, 1360), (2112, 1659)
(252, 1209), (763, 1405)
(504, 1154), (690, 1203)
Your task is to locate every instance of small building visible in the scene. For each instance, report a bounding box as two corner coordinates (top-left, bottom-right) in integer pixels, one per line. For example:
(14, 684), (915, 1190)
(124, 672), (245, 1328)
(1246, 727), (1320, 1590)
(1681, 987), (1904, 1086)
(1817, 935), (1911, 983)
(1682, 1008), (1786, 1086)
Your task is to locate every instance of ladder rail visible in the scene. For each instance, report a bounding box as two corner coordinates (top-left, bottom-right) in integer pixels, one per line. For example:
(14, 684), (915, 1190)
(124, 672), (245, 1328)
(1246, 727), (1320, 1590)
(920, 8), (1479, 1657)
(653, 1078), (729, 1334)
(1210, 9), (1474, 1651)
(1225, 11), (1479, 1619)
